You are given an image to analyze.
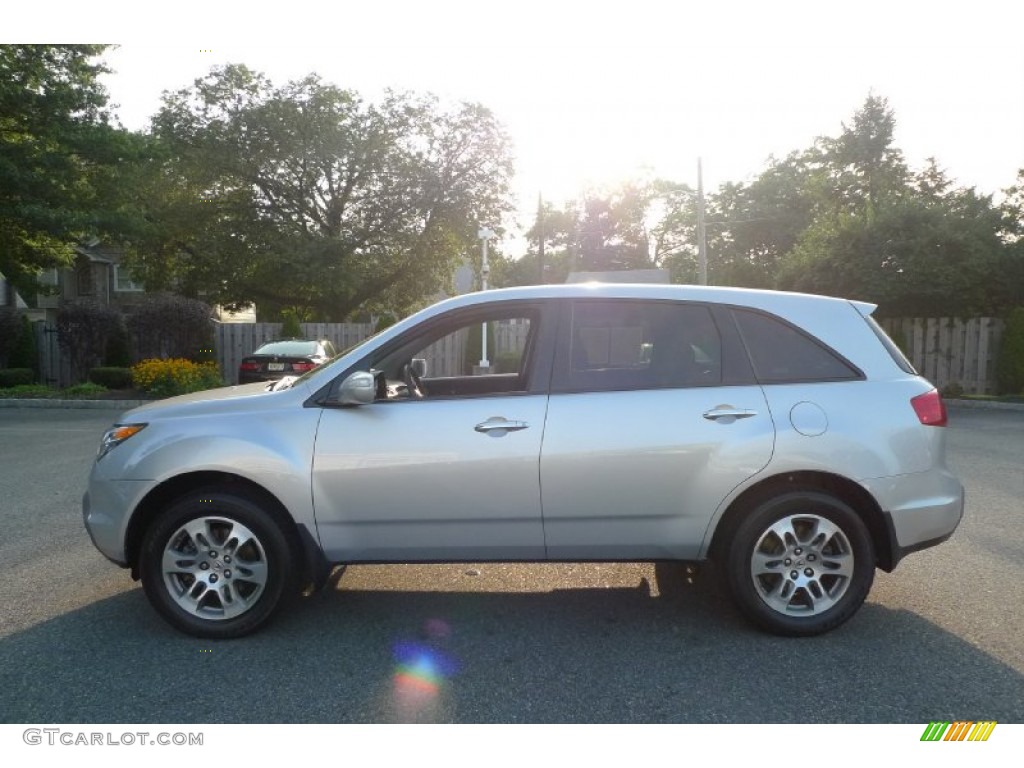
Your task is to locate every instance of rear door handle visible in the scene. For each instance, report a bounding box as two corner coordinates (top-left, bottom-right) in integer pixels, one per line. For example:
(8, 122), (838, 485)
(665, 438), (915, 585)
(703, 406), (758, 422)
(475, 417), (529, 435)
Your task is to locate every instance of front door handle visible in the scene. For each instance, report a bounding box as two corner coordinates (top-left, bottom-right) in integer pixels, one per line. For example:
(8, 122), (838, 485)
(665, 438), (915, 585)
(703, 406), (758, 422)
(474, 417), (529, 436)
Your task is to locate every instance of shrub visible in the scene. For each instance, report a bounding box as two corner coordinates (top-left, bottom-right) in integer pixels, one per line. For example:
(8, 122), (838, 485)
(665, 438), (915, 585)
(56, 301), (124, 382)
(89, 367), (133, 389)
(104, 322), (133, 367)
(0, 383), (52, 398)
(996, 307), (1024, 395)
(940, 382), (964, 399)
(0, 368), (35, 387)
(127, 294), (214, 362)
(493, 351), (521, 374)
(131, 358), (223, 398)
(280, 311), (303, 339)
(9, 315), (38, 374)
(63, 382), (108, 398)
(0, 307), (21, 366)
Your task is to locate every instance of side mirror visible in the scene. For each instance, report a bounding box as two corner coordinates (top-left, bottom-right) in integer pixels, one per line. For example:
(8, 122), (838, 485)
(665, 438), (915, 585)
(336, 370), (376, 406)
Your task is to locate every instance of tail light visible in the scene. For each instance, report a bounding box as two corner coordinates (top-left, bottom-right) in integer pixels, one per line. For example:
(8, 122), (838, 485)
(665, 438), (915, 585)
(239, 361), (260, 372)
(291, 362), (317, 373)
(911, 389), (947, 427)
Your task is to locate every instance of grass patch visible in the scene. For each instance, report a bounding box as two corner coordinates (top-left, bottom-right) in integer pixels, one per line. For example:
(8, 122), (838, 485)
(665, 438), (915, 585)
(0, 384), (55, 399)
(0, 383), (110, 399)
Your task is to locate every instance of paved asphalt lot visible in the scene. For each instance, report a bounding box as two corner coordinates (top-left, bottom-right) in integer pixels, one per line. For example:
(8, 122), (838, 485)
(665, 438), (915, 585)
(0, 406), (1021, 723)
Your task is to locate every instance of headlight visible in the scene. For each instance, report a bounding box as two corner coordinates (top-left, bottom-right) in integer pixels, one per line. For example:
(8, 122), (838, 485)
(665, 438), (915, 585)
(97, 423), (147, 461)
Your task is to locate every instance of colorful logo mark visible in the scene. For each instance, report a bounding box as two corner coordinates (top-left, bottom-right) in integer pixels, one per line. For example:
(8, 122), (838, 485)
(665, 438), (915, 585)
(921, 721), (997, 742)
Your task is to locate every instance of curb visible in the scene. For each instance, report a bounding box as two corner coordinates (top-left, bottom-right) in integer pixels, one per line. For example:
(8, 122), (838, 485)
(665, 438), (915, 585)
(946, 399), (1024, 412)
(0, 399), (150, 410)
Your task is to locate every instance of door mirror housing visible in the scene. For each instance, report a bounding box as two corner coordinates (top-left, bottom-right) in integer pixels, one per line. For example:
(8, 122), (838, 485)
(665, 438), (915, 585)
(335, 370), (376, 406)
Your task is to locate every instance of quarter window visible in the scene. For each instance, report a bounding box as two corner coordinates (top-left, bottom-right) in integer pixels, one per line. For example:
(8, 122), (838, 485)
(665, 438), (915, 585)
(733, 309), (860, 383)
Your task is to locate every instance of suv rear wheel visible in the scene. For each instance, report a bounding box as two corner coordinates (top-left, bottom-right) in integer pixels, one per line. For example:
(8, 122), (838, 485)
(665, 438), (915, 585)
(725, 491), (874, 636)
(140, 488), (297, 639)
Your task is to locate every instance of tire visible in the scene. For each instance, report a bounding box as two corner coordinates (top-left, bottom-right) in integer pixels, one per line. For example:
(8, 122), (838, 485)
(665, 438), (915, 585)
(724, 491), (874, 637)
(140, 488), (298, 639)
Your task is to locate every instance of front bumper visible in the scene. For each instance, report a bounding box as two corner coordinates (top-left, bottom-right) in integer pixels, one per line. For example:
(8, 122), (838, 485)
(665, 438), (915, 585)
(82, 476), (152, 567)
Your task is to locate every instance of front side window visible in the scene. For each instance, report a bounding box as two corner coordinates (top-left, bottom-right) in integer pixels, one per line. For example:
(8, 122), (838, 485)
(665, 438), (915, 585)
(370, 308), (538, 400)
(557, 300), (722, 392)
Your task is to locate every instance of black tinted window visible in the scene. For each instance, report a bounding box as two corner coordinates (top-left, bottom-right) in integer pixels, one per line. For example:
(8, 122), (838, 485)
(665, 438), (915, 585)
(733, 309), (859, 383)
(559, 301), (721, 391)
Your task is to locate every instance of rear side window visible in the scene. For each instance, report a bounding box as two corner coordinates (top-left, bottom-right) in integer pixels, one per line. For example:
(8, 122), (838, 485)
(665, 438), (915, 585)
(556, 300), (722, 391)
(733, 309), (860, 383)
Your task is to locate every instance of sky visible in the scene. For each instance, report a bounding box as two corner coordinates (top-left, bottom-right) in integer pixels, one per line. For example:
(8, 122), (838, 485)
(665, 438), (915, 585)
(9, 1), (1024, 245)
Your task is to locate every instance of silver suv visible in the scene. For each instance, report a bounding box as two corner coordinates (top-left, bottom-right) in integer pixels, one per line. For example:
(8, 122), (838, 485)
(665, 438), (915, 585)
(83, 284), (963, 638)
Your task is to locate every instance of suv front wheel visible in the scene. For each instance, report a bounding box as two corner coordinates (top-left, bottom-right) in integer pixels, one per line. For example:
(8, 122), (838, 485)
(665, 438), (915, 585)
(725, 491), (875, 636)
(140, 488), (297, 639)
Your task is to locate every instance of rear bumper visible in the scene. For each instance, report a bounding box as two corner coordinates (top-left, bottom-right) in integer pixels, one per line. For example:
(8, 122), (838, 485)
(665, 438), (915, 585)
(861, 468), (965, 570)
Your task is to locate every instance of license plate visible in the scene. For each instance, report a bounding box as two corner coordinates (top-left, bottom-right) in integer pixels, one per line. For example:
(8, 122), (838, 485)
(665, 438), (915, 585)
(268, 363), (285, 371)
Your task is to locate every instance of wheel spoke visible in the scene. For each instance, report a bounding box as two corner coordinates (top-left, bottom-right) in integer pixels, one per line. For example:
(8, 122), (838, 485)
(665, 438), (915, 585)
(217, 582), (249, 619)
(821, 551), (854, 578)
(751, 551), (784, 576)
(766, 518), (799, 549)
(162, 547), (198, 575)
(810, 516), (843, 544)
(188, 580), (209, 603)
(234, 559), (268, 587)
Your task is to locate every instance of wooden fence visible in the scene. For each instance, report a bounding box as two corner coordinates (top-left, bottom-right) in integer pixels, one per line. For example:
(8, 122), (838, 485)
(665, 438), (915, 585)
(879, 317), (1004, 395)
(214, 322), (375, 384)
(214, 319), (534, 384)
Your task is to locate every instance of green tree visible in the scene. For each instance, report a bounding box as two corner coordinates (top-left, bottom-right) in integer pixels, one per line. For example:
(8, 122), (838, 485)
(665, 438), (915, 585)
(698, 153), (823, 287)
(576, 184), (653, 272)
(766, 95), (1016, 316)
(997, 307), (1024, 395)
(136, 65), (514, 320)
(497, 183), (657, 287)
(0, 45), (146, 297)
(817, 94), (910, 221)
(778, 188), (1012, 316)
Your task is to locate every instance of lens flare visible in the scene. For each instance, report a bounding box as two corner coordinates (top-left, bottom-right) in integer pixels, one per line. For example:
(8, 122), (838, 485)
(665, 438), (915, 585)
(390, 621), (459, 721)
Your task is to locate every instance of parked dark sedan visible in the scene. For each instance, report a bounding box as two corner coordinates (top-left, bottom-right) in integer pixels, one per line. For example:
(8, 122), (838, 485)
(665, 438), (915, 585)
(237, 339), (337, 384)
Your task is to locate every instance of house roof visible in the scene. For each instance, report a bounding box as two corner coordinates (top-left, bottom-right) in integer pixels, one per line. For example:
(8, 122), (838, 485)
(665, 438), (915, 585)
(74, 242), (123, 265)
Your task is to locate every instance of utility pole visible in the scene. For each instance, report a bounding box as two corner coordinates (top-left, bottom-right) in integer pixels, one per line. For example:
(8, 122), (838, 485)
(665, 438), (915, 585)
(537, 193), (545, 284)
(477, 227), (495, 370)
(697, 157), (708, 286)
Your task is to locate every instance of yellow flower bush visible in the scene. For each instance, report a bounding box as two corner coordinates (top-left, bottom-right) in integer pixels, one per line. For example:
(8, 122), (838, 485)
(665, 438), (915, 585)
(131, 358), (223, 398)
